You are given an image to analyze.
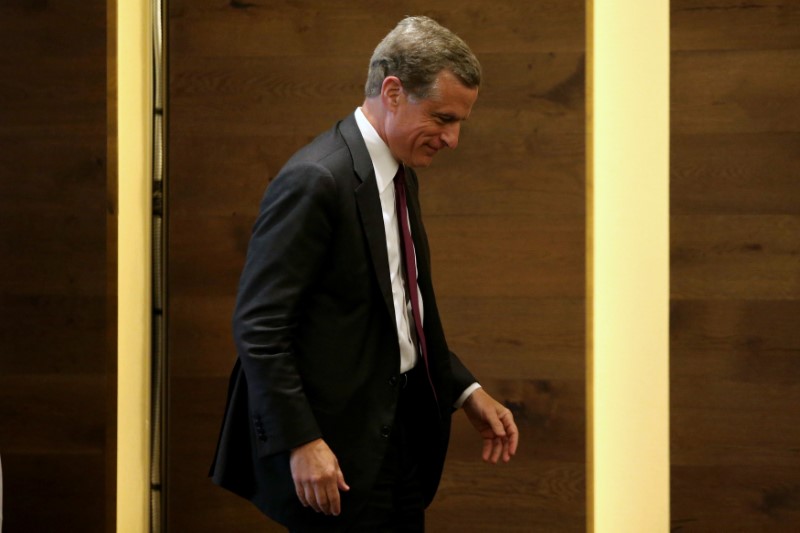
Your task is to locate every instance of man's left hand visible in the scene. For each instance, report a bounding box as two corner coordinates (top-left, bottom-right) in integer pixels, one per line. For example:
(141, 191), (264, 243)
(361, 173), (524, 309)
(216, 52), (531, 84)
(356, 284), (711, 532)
(462, 388), (519, 463)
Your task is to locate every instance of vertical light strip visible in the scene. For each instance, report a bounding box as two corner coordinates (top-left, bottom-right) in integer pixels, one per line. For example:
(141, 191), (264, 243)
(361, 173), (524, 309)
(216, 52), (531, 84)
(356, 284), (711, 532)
(587, 1), (670, 531)
(117, 0), (152, 530)
(150, 0), (167, 529)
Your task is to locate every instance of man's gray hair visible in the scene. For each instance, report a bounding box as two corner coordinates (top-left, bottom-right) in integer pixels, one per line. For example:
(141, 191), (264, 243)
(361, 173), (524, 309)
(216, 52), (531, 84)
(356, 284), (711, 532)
(365, 16), (481, 100)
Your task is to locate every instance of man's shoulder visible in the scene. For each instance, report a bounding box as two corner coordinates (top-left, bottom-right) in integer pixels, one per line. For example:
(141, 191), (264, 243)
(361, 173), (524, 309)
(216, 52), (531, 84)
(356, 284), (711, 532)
(285, 114), (361, 174)
(288, 130), (348, 170)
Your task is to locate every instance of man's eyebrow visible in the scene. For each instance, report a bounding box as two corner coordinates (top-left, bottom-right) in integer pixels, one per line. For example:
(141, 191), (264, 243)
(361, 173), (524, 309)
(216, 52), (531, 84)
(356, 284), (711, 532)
(433, 112), (464, 122)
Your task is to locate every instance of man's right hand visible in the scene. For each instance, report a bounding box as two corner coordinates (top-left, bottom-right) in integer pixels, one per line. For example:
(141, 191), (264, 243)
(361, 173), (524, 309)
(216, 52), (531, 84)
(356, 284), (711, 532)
(289, 438), (350, 516)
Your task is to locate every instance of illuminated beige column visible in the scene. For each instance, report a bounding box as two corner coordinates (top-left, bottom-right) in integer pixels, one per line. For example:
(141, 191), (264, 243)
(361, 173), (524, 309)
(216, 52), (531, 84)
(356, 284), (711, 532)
(117, 0), (152, 530)
(587, 0), (670, 531)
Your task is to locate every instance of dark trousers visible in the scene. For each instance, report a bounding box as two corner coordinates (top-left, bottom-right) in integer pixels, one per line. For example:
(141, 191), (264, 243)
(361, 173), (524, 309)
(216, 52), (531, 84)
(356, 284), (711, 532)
(349, 366), (426, 532)
(289, 365), (431, 533)
(290, 366), (428, 533)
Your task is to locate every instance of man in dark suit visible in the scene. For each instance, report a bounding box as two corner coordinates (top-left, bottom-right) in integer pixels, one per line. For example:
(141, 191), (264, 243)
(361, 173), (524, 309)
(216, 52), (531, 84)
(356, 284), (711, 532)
(210, 16), (518, 532)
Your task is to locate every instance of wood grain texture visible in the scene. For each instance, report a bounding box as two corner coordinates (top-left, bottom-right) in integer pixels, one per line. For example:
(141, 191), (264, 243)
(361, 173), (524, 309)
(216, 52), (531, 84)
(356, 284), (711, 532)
(1, 452), (107, 532)
(0, 0), (114, 531)
(672, 465), (800, 531)
(671, 0), (800, 530)
(168, 0), (584, 57)
(167, 1), (585, 530)
(672, 215), (800, 300)
(671, 132), (800, 215)
(672, 49), (800, 135)
(428, 376), (585, 530)
(168, 376), (304, 533)
(671, 0), (800, 52)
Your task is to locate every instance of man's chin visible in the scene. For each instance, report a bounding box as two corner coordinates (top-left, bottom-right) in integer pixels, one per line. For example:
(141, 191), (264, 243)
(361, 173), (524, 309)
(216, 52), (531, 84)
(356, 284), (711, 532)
(408, 156), (435, 169)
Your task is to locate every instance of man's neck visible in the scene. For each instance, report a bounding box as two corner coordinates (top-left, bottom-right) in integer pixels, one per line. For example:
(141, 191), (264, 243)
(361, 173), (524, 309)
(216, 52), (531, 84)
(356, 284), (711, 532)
(360, 98), (388, 146)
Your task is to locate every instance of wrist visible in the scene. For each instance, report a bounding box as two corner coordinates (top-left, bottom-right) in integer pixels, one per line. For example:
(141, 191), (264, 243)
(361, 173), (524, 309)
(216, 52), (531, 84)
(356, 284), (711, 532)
(460, 384), (485, 409)
(291, 437), (323, 453)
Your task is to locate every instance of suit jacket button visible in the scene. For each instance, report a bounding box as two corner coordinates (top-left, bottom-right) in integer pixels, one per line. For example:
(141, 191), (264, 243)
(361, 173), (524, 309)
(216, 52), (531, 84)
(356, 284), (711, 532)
(381, 425), (391, 438)
(389, 375), (398, 386)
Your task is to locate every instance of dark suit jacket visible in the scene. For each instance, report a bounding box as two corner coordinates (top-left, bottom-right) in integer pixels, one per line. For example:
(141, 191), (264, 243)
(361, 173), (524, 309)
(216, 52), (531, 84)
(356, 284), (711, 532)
(209, 113), (476, 530)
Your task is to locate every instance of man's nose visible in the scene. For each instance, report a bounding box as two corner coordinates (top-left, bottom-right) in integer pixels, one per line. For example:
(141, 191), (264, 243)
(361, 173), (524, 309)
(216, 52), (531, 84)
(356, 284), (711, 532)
(441, 122), (461, 149)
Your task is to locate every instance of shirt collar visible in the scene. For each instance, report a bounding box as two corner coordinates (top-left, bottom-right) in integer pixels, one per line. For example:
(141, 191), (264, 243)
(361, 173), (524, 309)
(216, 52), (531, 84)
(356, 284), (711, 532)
(354, 107), (400, 194)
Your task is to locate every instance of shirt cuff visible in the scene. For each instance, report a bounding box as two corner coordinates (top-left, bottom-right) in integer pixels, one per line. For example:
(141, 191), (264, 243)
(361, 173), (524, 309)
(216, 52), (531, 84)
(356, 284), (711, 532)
(454, 382), (482, 409)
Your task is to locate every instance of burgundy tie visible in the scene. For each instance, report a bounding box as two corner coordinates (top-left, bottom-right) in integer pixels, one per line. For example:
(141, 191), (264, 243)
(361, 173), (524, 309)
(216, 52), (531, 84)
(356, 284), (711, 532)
(394, 165), (438, 407)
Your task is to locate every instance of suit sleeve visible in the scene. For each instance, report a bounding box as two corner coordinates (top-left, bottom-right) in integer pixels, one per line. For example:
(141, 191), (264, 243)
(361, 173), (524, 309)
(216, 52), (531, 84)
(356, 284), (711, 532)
(233, 162), (337, 457)
(449, 351), (478, 400)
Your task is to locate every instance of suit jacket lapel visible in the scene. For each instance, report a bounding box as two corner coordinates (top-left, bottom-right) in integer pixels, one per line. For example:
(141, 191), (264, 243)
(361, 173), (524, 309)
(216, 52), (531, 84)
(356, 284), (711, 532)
(340, 114), (396, 323)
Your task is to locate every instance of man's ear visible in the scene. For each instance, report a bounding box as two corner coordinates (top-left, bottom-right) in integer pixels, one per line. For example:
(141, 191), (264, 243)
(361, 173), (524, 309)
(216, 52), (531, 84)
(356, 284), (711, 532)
(380, 76), (403, 110)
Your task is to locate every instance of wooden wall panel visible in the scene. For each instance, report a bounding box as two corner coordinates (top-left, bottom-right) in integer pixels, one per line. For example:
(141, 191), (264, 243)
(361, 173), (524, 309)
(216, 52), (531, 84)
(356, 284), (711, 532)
(168, 1), (585, 530)
(0, 1), (114, 531)
(671, 1), (800, 530)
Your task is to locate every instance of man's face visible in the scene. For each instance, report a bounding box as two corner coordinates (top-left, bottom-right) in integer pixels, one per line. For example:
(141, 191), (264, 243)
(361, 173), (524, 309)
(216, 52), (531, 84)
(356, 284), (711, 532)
(384, 70), (479, 168)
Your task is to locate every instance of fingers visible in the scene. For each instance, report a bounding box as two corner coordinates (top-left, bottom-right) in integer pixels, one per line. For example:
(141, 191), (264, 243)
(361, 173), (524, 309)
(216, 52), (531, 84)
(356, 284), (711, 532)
(314, 478), (340, 515)
(483, 436), (506, 464)
(482, 405), (518, 464)
(295, 481), (310, 509)
(503, 410), (519, 461)
(294, 468), (344, 515)
(337, 468), (351, 492)
(290, 439), (348, 516)
(488, 408), (507, 440)
(481, 436), (494, 462)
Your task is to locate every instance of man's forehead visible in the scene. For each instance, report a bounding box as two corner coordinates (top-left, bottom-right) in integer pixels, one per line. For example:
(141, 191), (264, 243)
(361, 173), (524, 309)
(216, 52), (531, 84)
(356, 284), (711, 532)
(428, 70), (477, 94)
(424, 77), (478, 118)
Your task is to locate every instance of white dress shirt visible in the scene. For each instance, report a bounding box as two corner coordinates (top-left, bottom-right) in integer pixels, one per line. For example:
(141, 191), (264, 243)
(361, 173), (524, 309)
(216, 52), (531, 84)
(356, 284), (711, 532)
(354, 108), (420, 374)
(354, 108), (480, 407)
